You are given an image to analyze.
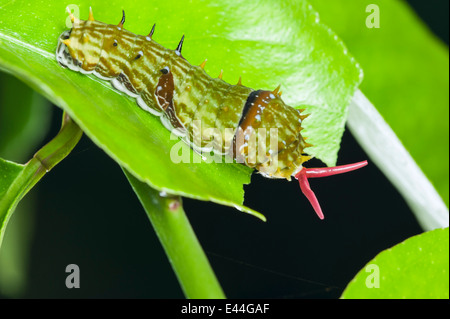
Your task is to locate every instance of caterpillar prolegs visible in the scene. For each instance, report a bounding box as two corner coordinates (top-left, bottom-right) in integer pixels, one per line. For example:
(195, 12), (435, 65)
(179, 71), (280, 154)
(56, 8), (367, 219)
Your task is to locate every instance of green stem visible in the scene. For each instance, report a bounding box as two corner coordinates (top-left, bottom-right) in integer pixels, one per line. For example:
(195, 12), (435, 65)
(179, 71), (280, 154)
(0, 112), (83, 247)
(124, 169), (226, 299)
(347, 90), (449, 230)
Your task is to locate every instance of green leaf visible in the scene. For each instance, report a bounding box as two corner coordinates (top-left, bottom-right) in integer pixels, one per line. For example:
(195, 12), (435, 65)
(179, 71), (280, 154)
(342, 228), (449, 299)
(0, 0), (361, 215)
(0, 158), (26, 248)
(0, 159), (24, 201)
(124, 169), (226, 299)
(309, 0), (449, 204)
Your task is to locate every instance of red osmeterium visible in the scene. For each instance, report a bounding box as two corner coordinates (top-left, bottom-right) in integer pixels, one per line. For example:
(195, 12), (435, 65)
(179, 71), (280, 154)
(294, 161), (368, 220)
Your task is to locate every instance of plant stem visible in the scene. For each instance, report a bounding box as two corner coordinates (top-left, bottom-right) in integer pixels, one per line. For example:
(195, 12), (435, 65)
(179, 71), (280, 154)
(124, 169), (226, 299)
(347, 90), (449, 231)
(0, 112), (83, 247)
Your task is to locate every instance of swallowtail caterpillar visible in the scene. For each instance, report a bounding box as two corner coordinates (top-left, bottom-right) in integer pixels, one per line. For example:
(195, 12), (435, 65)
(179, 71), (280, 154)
(56, 8), (368, 219)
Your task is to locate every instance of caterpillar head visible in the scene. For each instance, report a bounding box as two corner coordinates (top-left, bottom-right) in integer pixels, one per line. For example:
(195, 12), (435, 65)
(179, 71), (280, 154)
(237, 88), (368, 220)
(235, 88), (312, 179)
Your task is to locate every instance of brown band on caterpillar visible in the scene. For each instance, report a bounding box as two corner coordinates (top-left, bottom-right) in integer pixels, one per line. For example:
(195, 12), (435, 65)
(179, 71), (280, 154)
(117, 72), (138, 95)
(238, 90), (262, 127)
(232, 90), (258, 157)
(155, 67), (174, 111)
(238, 90), (271, 131)
(155, 67), (184, 130)
(232, 90), (273, 163)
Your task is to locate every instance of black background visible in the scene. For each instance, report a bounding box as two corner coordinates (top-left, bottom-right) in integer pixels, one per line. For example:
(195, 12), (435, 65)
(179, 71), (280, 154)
(2, 0), (448, 298)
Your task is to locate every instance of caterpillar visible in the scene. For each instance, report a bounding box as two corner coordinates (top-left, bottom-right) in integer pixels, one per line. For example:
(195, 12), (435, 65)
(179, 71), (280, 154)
(56, 8), (367, 219)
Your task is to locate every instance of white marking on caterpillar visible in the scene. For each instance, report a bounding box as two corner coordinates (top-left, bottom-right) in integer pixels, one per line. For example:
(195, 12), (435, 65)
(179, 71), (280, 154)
(137, 96), (163, 116)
